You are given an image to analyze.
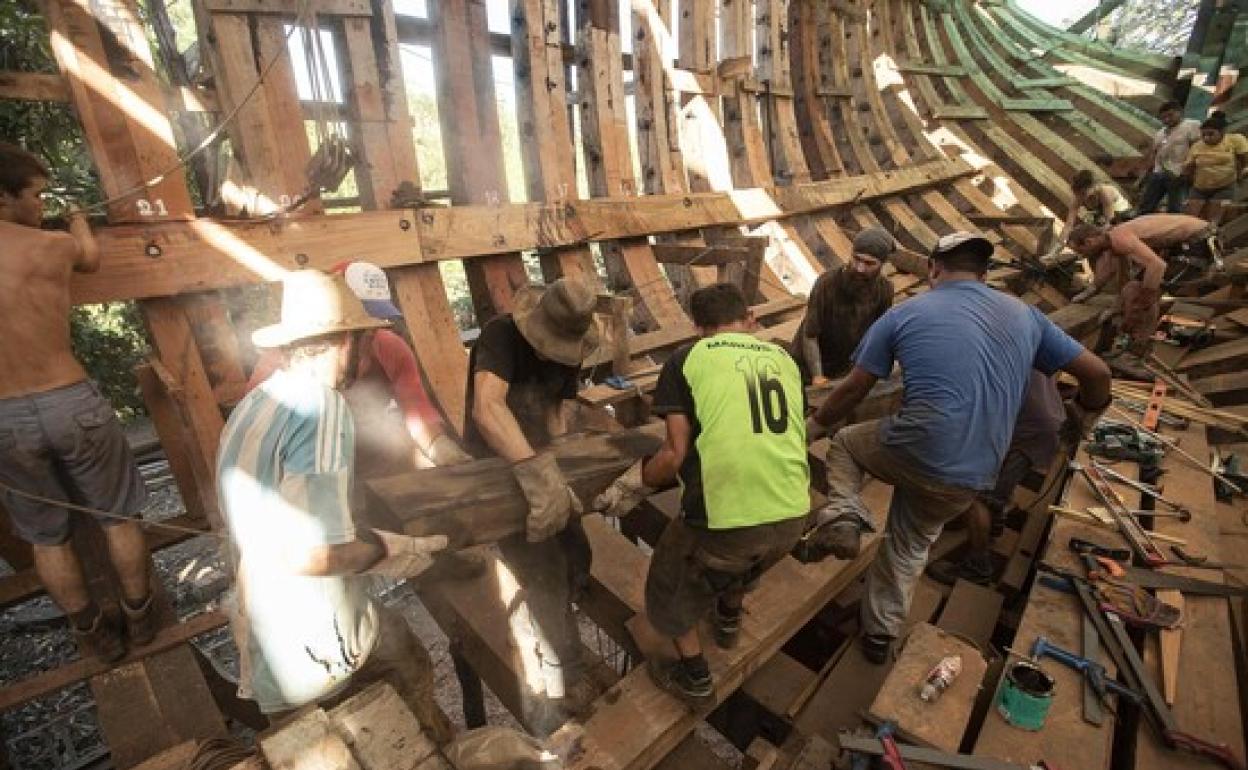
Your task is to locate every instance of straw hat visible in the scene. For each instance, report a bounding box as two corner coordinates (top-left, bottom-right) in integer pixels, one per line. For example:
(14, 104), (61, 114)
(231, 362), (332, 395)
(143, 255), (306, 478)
(253, 270), (390, 348)
(513, 278), (601, 366)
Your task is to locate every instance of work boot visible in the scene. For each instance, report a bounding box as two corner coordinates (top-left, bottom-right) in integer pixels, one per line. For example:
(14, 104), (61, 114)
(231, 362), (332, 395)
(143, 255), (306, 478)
(926, 551), (993, 587)
(122, 593), (157, 647)
(712, 601), (742, 650)
(804, 502), (874, 561)
(648, 656), (714, 708)
(860, 634), (893, 665)
(72, 607), (126, 664)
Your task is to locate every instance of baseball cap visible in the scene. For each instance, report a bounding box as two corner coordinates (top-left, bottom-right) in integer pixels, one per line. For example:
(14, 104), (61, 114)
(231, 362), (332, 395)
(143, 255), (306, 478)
(340, 261), (403, 320)
(931, 231), (994, 261)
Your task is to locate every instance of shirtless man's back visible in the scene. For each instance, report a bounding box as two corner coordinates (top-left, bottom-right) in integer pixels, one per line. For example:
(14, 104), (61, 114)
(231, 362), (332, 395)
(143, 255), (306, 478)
(0, 142), (152, 663)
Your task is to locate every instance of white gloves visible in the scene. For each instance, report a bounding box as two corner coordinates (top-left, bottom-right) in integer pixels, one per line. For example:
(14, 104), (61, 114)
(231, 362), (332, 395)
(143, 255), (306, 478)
(513, 452), (582, 542)
(592, 460), (650, 518)
(364, 529), (449, 579)
(425, 433), (475, 467)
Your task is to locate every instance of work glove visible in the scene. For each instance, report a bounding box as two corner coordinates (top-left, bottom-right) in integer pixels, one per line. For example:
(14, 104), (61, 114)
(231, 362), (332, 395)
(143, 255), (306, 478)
(1060, 393), (1112, 446)
(513, 452), (582, 542)
(592, 459), (650, 517)
(425, 433), (475, 467)
(364, 529), (449, 579)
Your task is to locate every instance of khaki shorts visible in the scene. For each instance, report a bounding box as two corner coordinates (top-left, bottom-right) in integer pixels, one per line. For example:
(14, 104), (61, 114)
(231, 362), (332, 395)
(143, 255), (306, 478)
(644, 516), (806, 638)
(0, 381), (147, 545)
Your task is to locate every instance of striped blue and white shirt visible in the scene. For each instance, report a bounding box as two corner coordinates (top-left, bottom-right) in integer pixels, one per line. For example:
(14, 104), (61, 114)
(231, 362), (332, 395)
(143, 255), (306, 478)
(216, 368), (379, 713)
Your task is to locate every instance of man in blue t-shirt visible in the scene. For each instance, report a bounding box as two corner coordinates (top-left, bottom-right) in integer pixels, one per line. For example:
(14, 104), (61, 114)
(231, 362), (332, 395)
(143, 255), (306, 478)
(808, 232), (1112, 663)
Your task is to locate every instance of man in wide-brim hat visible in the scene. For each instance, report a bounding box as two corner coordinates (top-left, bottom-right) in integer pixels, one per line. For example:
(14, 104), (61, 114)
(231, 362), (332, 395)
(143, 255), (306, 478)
(462, 276), (602, 726)
(217, 270), (453, 737)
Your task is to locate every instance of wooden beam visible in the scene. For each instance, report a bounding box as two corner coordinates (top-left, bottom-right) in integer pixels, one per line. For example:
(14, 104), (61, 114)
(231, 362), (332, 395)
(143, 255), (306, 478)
(0, 71), (70, 102)
(201, 0), (371, 13)
(79, 158), (974, 304)
(0, 611), (228, 712)
(364, 426), (665, 547)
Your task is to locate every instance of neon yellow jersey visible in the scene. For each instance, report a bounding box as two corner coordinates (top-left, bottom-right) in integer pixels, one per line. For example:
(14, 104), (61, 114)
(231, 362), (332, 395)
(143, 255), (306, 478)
(652, 332), (810, 529)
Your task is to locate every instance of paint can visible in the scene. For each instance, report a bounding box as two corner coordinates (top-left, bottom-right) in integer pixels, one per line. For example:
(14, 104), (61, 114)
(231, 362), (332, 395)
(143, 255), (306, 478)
(996, 660), (1055, 731)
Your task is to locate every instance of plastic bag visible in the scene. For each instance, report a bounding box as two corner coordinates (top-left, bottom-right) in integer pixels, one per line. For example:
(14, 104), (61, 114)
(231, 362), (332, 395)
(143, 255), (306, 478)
(443, 727), (561, 770)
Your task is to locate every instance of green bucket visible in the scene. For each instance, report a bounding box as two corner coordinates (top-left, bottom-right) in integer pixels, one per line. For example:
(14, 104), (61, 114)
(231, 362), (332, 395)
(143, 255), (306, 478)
(996, 660), (1055, 731)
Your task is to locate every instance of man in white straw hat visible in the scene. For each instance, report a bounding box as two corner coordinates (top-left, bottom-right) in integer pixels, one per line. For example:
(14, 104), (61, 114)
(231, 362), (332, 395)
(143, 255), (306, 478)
(216, 270), (453, 737)
(462, 277), (601, 722)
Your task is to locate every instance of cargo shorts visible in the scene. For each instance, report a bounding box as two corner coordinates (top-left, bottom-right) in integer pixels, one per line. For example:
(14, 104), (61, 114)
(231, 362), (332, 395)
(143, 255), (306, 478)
(644, 515), (806, 638)
(0, 381), (147, 545)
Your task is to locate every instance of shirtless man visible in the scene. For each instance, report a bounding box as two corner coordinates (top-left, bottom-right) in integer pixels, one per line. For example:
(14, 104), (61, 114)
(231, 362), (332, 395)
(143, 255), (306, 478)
(1068, 213), (1214, 356)
(0, 143), (152, 662)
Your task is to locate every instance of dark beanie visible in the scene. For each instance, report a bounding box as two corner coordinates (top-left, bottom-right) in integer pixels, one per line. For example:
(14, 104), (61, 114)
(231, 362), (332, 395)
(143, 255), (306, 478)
(852, 227), (896, 261)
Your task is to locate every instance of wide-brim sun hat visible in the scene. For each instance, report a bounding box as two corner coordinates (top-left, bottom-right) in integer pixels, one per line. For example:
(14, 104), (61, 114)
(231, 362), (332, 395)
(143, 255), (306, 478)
(253, 270), (390, 348)
(513, 278), (602, 367)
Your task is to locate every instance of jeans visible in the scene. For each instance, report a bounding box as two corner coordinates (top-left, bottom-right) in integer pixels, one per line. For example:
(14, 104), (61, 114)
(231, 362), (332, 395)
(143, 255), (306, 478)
(824, 421), (977, 638)
(1137, 171), (1187, 215)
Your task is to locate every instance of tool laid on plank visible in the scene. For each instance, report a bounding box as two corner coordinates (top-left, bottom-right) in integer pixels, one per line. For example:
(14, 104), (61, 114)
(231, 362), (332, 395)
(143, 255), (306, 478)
(838, 734), (1061, 770)
(1067, 556), (1246, 770)
(1076, 463), (1168, 566)
(1077, 550), (1248, 597)
(1089, 461), (1191, 517)
(849, 722), (907, 770)
(1027, 636), (1141, 711)
(1171, 545), (1235, 569)
(1088, 422), (1166, 466)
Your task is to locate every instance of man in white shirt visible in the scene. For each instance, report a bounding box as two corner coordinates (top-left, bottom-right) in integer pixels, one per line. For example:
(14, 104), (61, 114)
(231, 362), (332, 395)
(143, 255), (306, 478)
(1138, 101), (1201, 215)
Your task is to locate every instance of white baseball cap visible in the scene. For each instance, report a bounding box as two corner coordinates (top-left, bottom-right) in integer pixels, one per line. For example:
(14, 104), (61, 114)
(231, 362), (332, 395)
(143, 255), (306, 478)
(341, 261), (403, 320)
(931, 231), (994, 261)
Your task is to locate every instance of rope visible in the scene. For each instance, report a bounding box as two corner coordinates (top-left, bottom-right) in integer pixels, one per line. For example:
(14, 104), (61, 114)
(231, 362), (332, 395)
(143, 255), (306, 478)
(77, 0), (313, 215)
(0, 479), (224, 540)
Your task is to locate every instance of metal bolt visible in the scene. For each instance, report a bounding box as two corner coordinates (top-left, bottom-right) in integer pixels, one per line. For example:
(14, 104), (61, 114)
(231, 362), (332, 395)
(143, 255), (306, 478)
(399, 219), (411, 231)
(144, 242), (162, 258)
(683, 197), (693, 208)
(421, 211), (435, 225)
(295, 253), (309, 266)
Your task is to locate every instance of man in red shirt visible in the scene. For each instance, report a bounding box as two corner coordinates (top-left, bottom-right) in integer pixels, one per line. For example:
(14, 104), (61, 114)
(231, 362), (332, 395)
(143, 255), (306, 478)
(247, 262), (471, 476)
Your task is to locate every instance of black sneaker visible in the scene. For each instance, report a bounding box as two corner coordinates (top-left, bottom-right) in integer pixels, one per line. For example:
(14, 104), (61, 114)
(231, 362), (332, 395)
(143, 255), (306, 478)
(926, 553), (993, 587)
(712, 603), (742, 650)
(648, 659), (714, 707)
(861, 634), (893, 665)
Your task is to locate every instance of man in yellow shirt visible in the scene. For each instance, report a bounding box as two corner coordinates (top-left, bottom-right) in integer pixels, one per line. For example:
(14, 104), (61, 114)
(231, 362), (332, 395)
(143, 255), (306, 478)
(1184, 117), (1248, 226)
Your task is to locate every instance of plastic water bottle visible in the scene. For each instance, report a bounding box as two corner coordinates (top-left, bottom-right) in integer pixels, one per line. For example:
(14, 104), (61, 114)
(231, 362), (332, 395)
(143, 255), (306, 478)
(919, 655), (963, 702)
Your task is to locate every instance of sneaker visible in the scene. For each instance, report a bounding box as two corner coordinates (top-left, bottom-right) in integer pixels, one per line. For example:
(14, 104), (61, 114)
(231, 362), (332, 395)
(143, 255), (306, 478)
(712, 603), (742, 650)
(860, 634), (893, 665)
(73, 608), (126, 664)
(122, 594), (157, 647)
(648, 659), (714, 707)
(926, 552), (993, 587)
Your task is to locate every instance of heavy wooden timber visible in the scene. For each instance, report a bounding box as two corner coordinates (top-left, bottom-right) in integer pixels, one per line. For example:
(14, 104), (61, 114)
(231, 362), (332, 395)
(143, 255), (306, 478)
(7, 1), (1248, 770)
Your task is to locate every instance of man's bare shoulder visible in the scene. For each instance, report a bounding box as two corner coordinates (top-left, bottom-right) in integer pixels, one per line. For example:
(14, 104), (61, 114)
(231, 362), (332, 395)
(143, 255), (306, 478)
(0, 222), (78, 268)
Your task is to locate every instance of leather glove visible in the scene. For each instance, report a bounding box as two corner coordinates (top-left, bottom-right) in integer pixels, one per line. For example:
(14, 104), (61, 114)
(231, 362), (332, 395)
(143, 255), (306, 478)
(364, 530), (449, 579)
(425, 433), (475, 467)
(513, 452), (582, 542)
(1060, 393), (1112, 446)
(592, 459), (650, 517)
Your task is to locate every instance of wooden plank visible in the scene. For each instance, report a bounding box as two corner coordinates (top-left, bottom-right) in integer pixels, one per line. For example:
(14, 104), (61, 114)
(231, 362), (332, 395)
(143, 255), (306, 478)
(365, 426), (665, 547)
(202, 0), (371, 13)
(999, 97), (1075, 112)
(79, 158), (975, 305)
(1192, 370), (1248, 407)
(867, 623), (988, 752)
(893, 61), (967, 77)
(260, 708), (362, 770)
(1135, 424), (1246, 768)
(1177, 337), (1248, 380)
(935, 579), (1004, 651)
(553, 545), (879, 770)
(1159, 589), (1184, 705)
(0, 71), (70, 102)
(792, 578), (945, 747)
(739, 653), (814, 718)
(0, 611), (228, 712)
(431, 0), (529, 322)
(90, 645), (227, 769)
(327, 683), (440, 770)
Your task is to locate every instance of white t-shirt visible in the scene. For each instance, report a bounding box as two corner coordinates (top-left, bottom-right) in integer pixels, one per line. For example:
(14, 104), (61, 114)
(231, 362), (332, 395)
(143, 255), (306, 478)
(1153, 119), (1202, 176)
